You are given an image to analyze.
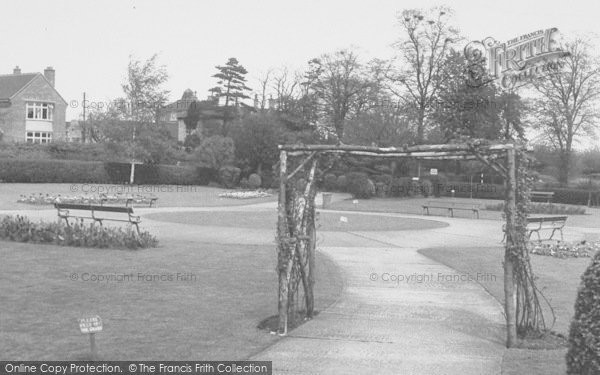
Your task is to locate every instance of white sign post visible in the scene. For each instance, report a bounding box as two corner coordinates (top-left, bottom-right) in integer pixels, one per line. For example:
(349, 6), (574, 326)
(79, 316), (102, 360)
(430, 168), (438, 175)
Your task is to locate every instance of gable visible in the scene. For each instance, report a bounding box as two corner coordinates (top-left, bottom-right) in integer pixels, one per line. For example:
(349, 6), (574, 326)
(13, 74), (68, 105)
(0, 73), (37, 100)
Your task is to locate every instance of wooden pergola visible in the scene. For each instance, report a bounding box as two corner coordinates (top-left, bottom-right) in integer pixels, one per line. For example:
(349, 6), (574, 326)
(275, 142), (523, 348)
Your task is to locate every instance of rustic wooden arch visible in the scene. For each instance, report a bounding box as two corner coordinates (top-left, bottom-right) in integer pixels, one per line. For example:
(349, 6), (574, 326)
(276, 142), (523, 347)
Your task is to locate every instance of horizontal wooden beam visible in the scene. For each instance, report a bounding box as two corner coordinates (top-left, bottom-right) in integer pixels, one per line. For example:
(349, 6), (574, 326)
(279, 143), (516, 156)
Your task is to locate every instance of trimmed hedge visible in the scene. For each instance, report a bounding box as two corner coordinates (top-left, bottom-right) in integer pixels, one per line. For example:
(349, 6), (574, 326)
(0, 159), (109, 183)
(548, 188), (599, 206)
(0, 159), (217, 185)
(566, 250), (600, 374)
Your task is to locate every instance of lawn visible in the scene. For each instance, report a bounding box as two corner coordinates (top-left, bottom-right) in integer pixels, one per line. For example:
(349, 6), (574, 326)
(0, 239), (343, 360)
(0, 183), (276, 210)
(418, 246), (593, 375)
(144, 210), (448, 232)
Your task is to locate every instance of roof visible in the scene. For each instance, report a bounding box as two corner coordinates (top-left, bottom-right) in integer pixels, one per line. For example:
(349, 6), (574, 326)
(0, 73), (38, 100)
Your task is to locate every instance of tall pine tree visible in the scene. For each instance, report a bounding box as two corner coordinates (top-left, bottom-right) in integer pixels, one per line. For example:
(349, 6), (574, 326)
(210, 58), (251, 136)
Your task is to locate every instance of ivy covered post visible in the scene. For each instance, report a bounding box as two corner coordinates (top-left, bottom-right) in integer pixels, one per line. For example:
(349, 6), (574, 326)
(276, 150), (289, 334)
(276, 149), (318, 335)
(504, 146), (518, 347)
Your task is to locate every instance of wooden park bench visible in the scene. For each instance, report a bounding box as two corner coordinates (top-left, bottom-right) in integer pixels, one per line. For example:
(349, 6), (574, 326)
(55, 203), (141, 234)
(530, 191), (554, 203)
(502, 215), (568, 242)
(99, 196), (158, 208)
(422, 201), (481, 219)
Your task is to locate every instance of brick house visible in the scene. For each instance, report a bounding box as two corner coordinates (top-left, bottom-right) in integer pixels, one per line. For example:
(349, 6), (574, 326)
(0, 66), (67, 143)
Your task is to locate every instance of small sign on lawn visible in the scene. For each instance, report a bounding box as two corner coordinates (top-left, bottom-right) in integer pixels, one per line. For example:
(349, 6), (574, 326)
(430, 168), (438, 175)
(339, 216), (348, 223)
(79, 316), (102, 333)
(352, 199), (358, 204)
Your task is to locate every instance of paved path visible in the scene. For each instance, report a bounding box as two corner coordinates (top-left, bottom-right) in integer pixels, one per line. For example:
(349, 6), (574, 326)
(3, 196), (600, 375)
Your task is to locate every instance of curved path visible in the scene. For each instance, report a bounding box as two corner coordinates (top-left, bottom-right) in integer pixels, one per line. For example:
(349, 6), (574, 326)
(3, 198), (598, 375)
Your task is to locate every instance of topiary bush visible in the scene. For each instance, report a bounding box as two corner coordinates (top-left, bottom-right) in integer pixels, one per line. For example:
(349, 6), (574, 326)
(218, 166), (241, 188)
(346, 172), (375, 199)
(248, 173), (262, 189)
(566, 250), (600, 374)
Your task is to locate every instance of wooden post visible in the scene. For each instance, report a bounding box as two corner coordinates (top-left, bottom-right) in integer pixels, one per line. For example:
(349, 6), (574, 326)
(277, 150), (288, 334)
(504, 147), (518, 347)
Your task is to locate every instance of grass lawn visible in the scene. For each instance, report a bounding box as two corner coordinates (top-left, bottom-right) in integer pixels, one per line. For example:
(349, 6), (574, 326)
(418, 246), (594, 375)
(0, 239), (343, 360)
(0, 183), (276, 210)
(144, 210), (448, 231)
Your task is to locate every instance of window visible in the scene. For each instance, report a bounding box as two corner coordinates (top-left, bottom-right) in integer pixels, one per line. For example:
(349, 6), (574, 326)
(26, 131), (52, 144)
(26, 102), (53, 120)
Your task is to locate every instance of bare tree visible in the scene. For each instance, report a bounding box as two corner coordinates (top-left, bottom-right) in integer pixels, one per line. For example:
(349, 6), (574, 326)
(391, 6), (459, 143)
(532, 37), (600, 184)
(306, 49), (381, 141)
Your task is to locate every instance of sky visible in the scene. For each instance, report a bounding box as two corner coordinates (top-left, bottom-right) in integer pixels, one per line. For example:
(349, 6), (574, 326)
(1, 0), (599, 126)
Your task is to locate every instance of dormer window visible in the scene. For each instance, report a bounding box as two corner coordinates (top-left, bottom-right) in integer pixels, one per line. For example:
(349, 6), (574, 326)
(26, 102), (53, 120)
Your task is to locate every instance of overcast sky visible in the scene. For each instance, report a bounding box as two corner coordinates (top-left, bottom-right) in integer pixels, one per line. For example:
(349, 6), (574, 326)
(1, 0), (599, 122)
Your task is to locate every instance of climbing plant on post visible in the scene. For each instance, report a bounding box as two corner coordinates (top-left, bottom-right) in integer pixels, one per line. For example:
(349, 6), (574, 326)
(276, 150), (318, 335)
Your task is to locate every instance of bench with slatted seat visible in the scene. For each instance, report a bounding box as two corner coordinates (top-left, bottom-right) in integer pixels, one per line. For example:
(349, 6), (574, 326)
(54, 203), (141, 234)
(502, 215), (568, 242)
(526, 216), (567, 241)
(422, 201), (481, 219)
(531, 191), (554, 203)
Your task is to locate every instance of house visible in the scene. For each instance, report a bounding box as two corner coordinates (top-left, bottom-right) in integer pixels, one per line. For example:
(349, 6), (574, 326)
(159, 89), (199, 142)
(160, 89), (259, 142)
(0, 66), (67, 143)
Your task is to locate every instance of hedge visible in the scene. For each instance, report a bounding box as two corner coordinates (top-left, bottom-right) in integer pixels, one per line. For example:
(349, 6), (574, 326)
(0, 159), (109, 183)
(0, 159), (217, 185)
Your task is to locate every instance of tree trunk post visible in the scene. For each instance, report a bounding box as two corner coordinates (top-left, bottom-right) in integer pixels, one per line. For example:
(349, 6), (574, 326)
(504, 147), (518, 347)
(277, 150), (288, 334)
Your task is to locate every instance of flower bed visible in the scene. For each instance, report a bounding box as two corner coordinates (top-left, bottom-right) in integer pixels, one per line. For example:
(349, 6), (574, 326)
(17, 193), (156, 206)
(530, 240), (600, 259)
(0, 215), (157, 250)
(218, 190), (272, 199)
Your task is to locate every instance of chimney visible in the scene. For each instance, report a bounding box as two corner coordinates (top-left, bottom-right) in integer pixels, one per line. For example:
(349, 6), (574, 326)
(44, 66), (55, 87)
(13, 66), (21, 74)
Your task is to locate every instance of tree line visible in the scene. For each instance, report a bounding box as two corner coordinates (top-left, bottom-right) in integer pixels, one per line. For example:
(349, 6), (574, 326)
(80, 6), (600, 185)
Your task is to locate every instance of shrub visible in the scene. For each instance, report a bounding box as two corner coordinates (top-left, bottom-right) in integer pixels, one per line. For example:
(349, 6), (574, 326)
(390, 177), (414, 197)
(336, 175), (348, 192)
(346, 172), (375, 199)
(566, 250), (600, 374)
(0, 215), (157, 250)
(239, 178), (250, 189)
(248, 173), (262, 189)
(485, 202), (586, 215)
(549, 188), (596, 206)
(421, 179), (433, 198)
(259, 170), (274, 189)
(323, 173), (338, 191)
(219, 166), (241, 188)
(0, 159), (109, 183)
(438, 181), (505, 200)
(194, 135), (235, 170)
(196, 166), (219, 185)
